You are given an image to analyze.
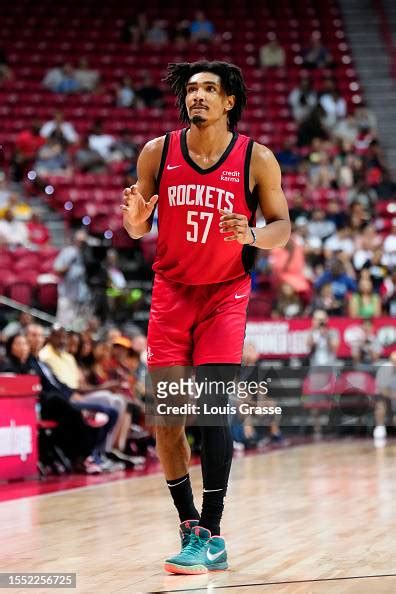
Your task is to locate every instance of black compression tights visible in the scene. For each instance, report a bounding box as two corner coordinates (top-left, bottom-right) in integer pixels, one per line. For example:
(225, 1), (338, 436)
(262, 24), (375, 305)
(195, 364), (238, 535)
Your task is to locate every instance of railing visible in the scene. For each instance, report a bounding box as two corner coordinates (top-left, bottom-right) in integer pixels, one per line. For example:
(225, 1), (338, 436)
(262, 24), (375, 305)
(0, 296), (56, 325)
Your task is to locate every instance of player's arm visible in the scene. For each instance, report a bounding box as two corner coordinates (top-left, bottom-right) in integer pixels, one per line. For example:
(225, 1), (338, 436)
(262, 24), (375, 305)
(219, 143), (291, 249)
(121, 136), (165, 239)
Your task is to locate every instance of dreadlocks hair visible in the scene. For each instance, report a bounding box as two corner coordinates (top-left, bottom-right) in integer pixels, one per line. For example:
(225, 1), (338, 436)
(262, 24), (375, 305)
(164, 61), (248, 131)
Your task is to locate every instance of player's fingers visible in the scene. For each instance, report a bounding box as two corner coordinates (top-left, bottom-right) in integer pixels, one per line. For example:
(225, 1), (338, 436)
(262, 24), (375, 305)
(146, 194), (159, 208)
(221, 221), (247, 231)
(130, 184), (139, 194)
(224, 235), (238, 242)
(120, 205), (129, 212)
(219, 211), (247, 222)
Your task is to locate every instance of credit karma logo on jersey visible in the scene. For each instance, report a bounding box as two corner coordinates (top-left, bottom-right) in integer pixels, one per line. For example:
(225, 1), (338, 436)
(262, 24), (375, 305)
(221, 170), (240, 183)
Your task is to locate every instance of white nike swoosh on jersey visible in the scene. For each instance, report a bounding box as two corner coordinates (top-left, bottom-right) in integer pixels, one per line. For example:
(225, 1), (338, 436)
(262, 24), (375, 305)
(234, 294), (246, 299)
(207, 548), (226, 561)
(167, 164), (182, 170)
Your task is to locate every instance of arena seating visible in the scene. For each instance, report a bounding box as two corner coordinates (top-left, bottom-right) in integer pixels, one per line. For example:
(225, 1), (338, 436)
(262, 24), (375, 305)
(0, 0), (363, 235)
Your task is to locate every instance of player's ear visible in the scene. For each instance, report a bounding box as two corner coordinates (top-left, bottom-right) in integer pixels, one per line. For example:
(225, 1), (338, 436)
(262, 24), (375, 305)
(225, 95), (235, 112)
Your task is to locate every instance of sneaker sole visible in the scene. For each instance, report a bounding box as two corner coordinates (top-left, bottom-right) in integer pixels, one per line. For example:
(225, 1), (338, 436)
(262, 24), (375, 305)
(208, 562), (229, 571)
(164, 562), (208, 575)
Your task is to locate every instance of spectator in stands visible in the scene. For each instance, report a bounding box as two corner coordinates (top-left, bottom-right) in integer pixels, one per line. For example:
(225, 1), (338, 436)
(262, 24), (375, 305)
(307, 208), (336, 242)
(273, 282), (303, 318)
(323, 225), (355, 260)
(0, 172), (11, 211)
(189, 11), (215, 42)
(275, 139), (301, 172)
(136, 73), (164, 109)
(309, 152), (336, 188)
(354, 102), (377, 133)
(39, 326), (126, 471)
(348, 200), (370, 232)
(42, 62), (64, 92)
(289, 192), (310, 222)
(315, 257), (357, 302)
(27, 211), (50, 246)
(307, 310), (339, 367)
(88, 120), (116, 162)
(59, 63), (80, 93)
(110, 129), (138, 166)
(348, 278), (382, 319)
(1, 331), (101, 474)
(269, 234), (311, 300)
(25, 323), (111, 474)
(74, 57), (100, 92)
(347, 179), (377, 209)
(35, 134), (71, 177)
(121, 13), (148, 46)
(0, 208), (29, 247)
(1, 333), (30, 372)
(361, 247), (388, 293)
(1, 312), (33, 341)
(382, 219), (396, 268)
(53, 229), (91, 327)
(310, 282), (345, 316)
(302, 32), (333, 69)
(115, 76), (137, 108)
(333, 114), (359, 145)
(0, 190), (31, 221)
(376, 169), (396, 200)
(351, 320), (382, 365)
(288, 77), (317, 123)
(259, 34), (286, 68)
(353, 224), (382, 271)
(13, 121), (45, 181)
(232, 343), (283, 449)
(297, 104), (328, 146)
(325, 198), (348, 229)
(146, 20), (168, 47)
(40, 111), (79, 145)
(87, 341), (140, 463)
(75, 136), (106, 173)
(381, 268), (396, 315)
(374, 351), (396, 443)
(173, 19), (191, 44)
(319, 79), (347, 129)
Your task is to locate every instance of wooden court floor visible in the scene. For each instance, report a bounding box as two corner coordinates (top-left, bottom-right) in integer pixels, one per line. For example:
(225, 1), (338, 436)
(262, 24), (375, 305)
(1, 440), (396, 594)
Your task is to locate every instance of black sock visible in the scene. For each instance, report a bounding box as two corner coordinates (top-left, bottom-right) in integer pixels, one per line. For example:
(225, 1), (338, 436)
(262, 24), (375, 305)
(167, 473), (200, 523)
(200, 489), (227, 536)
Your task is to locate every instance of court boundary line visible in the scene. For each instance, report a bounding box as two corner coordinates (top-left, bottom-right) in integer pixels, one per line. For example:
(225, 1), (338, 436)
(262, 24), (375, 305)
(150, 572), (396, 593)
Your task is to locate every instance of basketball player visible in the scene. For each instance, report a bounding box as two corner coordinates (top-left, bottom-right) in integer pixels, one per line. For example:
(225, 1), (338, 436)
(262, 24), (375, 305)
(122, 61), (290, 574)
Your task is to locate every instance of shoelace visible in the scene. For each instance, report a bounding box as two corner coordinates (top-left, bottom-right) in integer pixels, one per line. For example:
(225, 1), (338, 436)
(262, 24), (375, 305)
(183, 534), (206, 555)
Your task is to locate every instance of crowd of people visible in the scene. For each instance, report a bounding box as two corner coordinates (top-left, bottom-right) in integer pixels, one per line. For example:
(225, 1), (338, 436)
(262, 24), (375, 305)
(1, 13), (396, 461)
(0, 318), (153, 474)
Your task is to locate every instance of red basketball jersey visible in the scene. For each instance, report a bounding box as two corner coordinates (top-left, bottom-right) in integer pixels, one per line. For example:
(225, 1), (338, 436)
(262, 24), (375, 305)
(152, 128), (257, 285)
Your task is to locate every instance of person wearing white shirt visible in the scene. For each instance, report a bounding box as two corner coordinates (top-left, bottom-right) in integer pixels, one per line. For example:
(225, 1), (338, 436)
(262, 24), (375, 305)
(88, 121), (115, 161)
(383, 220), (396, 268)
(323, 226), (355, 259)
(40, 111), (79, 145)
(0, 209), (29, 246)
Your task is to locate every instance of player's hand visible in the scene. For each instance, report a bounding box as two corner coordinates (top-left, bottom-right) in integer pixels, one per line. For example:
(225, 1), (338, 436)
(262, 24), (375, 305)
(219, 209), (253, 245)
(121, 185), (158, 227)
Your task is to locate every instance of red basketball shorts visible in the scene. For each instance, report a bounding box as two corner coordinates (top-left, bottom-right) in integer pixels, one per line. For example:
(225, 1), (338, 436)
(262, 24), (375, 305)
(147, 273), (251, 367)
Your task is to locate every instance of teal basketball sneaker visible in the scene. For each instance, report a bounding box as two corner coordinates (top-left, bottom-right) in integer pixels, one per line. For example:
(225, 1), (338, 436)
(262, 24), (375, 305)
(164, 526), (228, 575)
(179, 519), (200, 551)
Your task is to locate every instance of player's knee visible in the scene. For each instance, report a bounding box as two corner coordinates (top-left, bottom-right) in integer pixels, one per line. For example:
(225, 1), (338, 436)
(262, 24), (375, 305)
(155, 424), (185, 446)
